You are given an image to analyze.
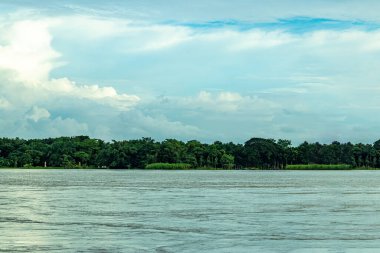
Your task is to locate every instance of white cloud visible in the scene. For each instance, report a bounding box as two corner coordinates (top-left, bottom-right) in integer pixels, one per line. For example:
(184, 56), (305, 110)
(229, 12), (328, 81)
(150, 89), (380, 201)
(45, 117), (89, 136)
(48, 78), (140, 110)
(24, 116), (89, 138)
(47, 15), (380, 59)
(26, 106), (50, 122)
(0, 14), (143, 140)
(225, 30), (295, 51)
(46, 15), (298, 54)
(28, 13), (380, 57)
(120, 110), (202, 139)
(0, 16), (140, 111)
(126, 24), (192, 52)
(52, 15), (193, 52)
(55, 16), (130, 40)
(0, 19), (60, 83)
(181, 91), (278, 113)
(305, 29), (380, 52)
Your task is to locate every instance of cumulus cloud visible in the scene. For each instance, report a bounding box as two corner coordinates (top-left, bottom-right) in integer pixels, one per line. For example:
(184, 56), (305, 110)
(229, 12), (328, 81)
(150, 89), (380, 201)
(48, 78), (140, 110)
(119, 110), (203, 140)
(0, 16), (139, 106)
(0, 19), (59, 83)
(0, 14), (140, 139)
(26, 106), (50, 122)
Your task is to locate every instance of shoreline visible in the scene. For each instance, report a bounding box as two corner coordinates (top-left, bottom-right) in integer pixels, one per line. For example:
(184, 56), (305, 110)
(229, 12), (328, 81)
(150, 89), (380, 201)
(1, 167), (380, 170)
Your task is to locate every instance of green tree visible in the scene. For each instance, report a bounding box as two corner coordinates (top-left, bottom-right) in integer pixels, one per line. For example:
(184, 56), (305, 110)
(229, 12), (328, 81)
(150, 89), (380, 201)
(220, 153), (234, 169)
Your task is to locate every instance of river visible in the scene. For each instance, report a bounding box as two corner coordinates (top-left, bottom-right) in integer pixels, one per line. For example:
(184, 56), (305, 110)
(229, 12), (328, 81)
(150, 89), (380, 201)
(1, 169), (380, 252)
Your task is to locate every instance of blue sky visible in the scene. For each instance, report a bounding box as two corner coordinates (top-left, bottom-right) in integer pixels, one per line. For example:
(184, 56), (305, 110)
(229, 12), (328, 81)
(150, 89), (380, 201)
(1, 1), (380, 144)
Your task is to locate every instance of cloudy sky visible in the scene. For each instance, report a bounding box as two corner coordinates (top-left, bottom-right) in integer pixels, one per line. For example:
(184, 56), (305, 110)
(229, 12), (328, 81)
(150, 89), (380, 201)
(1, 0), (380, 144)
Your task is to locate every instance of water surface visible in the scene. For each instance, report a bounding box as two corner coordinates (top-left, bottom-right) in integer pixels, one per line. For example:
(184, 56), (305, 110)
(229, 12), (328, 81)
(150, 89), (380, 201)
(1, 169), (380, 252)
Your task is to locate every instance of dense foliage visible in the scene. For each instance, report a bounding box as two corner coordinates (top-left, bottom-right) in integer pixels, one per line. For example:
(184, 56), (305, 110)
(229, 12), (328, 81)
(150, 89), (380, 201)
(1, 136), (380, 169)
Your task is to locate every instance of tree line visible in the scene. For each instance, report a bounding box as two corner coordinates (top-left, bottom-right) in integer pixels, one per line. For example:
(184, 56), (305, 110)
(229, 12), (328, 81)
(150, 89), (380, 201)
(0, 136), (380, 169)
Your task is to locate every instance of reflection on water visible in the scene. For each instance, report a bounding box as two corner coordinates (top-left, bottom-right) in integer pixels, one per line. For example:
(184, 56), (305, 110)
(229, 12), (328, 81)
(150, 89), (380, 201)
(1, 169), (380, 252)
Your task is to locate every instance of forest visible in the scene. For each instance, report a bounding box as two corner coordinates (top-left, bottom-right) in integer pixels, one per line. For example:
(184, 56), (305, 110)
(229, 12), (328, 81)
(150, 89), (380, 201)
(1, 136), (380, 169)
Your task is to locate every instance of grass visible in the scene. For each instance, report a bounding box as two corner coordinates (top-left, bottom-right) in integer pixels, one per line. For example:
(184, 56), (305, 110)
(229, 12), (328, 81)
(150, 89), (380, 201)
(0, 166), (93, 169)
(145, 164), (249, 170)
(285, 164), (352, 170)
(0, 167), (61, 169)
(145, 163), (192, 170)
(351, 166), (380, 170)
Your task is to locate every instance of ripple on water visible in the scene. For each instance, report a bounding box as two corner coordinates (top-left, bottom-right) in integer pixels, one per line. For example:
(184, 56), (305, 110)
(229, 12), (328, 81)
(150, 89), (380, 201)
(1, 170), (380, 252)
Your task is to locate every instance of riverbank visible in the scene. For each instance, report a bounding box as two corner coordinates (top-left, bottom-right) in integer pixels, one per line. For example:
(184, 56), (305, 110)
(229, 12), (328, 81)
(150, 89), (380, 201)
(285, 164), (380, 170)
(1, 166), (379, 170)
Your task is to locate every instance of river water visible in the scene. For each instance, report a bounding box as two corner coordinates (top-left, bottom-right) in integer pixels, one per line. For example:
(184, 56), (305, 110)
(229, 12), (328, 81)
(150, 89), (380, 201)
(1, 169), (380, 252)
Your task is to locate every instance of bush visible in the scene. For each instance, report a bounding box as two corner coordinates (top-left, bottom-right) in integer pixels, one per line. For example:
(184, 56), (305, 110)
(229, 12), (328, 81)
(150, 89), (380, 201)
(285, 164), (352, 170)
(145, 163), (192, 170)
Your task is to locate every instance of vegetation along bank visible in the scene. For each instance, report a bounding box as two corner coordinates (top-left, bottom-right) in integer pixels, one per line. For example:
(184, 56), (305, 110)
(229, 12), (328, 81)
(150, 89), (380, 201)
(1, 136), (380, 169)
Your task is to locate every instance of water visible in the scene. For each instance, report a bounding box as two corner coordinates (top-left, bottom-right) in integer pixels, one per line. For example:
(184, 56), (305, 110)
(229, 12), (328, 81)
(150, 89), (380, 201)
(1, 170), (380, 252)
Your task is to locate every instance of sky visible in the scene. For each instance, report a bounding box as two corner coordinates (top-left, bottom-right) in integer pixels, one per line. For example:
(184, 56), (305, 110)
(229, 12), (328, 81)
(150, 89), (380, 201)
(1, 0), (380, 144)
